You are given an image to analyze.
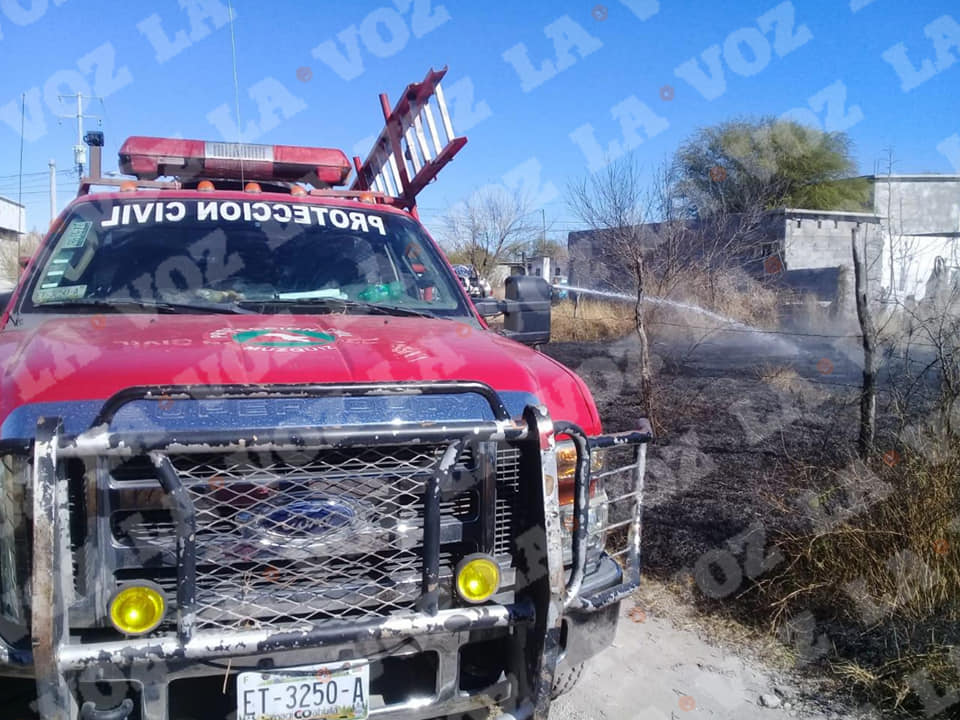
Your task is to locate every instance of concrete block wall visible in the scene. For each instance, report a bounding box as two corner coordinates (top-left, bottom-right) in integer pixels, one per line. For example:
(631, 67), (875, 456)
(784, 217), (856, 269)
(871, 177), (960, 301)
(873, 177), (960, 236)
(782, 214), (883, 294)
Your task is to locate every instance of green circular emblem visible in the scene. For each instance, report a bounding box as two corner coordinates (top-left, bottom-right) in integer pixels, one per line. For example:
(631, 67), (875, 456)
(232, 329), (336, 347)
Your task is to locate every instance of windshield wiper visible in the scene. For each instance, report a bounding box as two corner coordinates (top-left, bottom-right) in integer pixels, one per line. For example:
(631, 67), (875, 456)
(239, 297), (439, 318)
(35, 298), (254, 314)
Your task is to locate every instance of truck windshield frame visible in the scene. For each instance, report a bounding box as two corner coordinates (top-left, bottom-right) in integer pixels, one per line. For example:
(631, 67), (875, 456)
(16, 198), (474, 320)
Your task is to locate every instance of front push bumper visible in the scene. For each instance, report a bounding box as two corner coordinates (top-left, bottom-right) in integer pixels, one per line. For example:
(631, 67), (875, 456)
(1, 381), (652, 720)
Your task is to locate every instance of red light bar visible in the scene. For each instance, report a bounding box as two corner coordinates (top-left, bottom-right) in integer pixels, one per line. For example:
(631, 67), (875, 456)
(118, 137), (351, 187)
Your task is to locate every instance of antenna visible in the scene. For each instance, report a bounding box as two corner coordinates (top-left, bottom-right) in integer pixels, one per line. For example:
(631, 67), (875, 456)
(226, 0), (244, 184)
(57, 92), (102, 180)
(17, 93), (24, 276)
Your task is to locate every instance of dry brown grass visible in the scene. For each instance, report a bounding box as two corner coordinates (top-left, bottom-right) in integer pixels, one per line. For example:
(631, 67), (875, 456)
(755, 363), (804, 392)
(756, 446), (960, 716)
(550, 268), (780, 345)
(652, 266), (781, 329)
(550, 299), (634, 342)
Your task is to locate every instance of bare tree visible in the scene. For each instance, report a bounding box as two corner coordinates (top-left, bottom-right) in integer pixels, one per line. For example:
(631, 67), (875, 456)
(897, 259), (960, 441)
(567, 156), (656, 421)
(637, 161), (773, 312)
(440, 187), (537, 278)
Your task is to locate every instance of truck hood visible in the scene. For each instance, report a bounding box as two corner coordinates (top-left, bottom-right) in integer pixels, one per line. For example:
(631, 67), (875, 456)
(0, 314), (600, 438)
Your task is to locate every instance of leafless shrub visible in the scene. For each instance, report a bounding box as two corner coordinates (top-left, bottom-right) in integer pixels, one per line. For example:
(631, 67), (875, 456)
(0, 232), (42, 286)
(440, 186), (537, 279)
(885, 260), (960, 445)
(567, 155), (656, 420)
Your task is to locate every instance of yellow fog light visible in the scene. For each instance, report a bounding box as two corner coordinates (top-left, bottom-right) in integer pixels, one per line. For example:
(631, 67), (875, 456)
(455, 554), (501, 604)
(108, 584), (166, 635)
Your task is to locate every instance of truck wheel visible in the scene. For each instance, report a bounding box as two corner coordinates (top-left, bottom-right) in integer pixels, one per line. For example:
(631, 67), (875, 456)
(551, 663), (585, 699)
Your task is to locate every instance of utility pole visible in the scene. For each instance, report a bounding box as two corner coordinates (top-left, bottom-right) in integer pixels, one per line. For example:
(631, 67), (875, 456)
(48, 159), (57, 227)
(57, 92), (101, 181)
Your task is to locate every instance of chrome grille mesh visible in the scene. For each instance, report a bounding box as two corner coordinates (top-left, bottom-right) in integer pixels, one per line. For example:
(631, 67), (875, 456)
(177, 446), (441, 629)
(104, 444), (521, 631)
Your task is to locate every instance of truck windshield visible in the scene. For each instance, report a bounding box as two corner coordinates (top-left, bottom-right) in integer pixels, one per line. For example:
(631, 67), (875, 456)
(20, 198), (471, 318)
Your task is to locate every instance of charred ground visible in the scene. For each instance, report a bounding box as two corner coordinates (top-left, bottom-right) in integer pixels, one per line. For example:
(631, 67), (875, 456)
(544, 324), (959, 718)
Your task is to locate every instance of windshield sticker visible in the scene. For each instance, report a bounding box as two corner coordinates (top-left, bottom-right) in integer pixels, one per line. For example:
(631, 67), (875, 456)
(228, 328), (337, 349)
(36, 285), (86, 302)
(100, 201), (387, 235)
(59, 220), (92, 249)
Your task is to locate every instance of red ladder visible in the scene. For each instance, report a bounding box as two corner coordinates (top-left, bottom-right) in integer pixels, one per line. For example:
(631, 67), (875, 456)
(351, 66), (467, 216)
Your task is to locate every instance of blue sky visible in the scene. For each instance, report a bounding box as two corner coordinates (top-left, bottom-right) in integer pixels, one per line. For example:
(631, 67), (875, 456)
(0, 0), (957, 237)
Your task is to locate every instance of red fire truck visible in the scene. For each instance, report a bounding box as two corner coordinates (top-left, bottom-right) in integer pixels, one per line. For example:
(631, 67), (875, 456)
(0, 68), (651, 720)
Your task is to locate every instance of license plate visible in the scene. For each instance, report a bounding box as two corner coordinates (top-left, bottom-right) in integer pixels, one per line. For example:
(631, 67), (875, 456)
(237, 660), (370, 720)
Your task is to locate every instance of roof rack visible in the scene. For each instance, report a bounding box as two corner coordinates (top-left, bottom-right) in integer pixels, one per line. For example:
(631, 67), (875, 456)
(78, 177), (182, 195)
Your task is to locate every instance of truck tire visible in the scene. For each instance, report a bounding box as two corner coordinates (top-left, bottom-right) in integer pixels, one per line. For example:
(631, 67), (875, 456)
(551, 663), (585, 698)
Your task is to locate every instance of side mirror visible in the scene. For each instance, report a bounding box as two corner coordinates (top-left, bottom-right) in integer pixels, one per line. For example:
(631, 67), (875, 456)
(502, 276), (551, 346)
(0, 291), (12, 315)
(18, 256), (29, 270)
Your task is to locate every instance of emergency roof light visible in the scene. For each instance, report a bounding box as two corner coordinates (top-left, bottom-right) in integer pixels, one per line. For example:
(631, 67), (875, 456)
(118, 137), (352, 187)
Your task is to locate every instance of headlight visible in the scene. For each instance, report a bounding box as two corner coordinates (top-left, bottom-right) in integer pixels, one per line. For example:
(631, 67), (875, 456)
(556, 441), (609, 566)
(559, 490), (609, 566)
(555, 439), (603, 482)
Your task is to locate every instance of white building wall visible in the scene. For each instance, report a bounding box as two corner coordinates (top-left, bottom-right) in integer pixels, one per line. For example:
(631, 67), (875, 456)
(873, 177), (960, 302)
(0, 197), (25, 236)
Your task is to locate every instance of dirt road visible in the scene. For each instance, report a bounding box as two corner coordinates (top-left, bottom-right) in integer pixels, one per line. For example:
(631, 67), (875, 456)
(552, 601), (876, 720)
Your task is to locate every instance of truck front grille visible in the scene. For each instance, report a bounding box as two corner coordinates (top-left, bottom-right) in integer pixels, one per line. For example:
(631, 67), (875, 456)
(100, 443), (520, 631)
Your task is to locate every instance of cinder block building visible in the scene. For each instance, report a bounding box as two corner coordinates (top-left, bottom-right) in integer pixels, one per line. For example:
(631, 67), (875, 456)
(567, 174), (960, 309)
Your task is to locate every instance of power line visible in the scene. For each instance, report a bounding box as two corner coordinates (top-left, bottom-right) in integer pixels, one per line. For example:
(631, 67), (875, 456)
(0, 172), (74, 184)
(0, 170), (75, 181)
(0, 184), (70, 194)
(0, 176), (75, 188)
(15, 182), (80, 197)
(23, 183), (77, 195)
(0, 170), (50, 180)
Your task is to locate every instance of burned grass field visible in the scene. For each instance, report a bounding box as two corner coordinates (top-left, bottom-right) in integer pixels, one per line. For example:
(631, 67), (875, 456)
(544, 325), (960, 718)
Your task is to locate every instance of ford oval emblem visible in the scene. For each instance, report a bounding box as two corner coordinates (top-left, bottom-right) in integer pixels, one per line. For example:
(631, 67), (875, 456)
(260, 496), (357, 537)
